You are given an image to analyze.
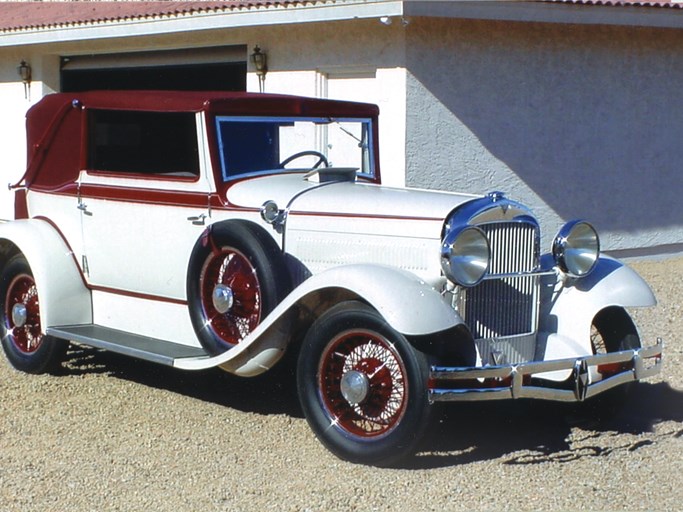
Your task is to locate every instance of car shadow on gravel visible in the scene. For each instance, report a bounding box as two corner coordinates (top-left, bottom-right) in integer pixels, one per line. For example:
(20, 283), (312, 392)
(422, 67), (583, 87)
(406, 381), (683, 469)
(60, 345), (683, 470)
(60, 344), (304, 418)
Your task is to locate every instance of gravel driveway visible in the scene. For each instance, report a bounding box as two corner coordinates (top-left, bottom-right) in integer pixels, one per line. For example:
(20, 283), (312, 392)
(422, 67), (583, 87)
(1, 258), (681, 511)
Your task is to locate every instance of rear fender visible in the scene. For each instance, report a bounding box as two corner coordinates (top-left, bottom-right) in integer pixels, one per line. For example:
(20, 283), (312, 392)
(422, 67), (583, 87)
(175, 264), (464, 375)
(0, 219), (92, 329)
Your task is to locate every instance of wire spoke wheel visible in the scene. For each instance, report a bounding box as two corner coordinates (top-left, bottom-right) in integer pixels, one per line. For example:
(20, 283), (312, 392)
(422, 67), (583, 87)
(577, 306), (642, 420)
(590, 323), (626, 378)
(297, 301), (431, 466)
(187, 220), (291, 355)
(4, 273), (43, 353)
(319, 330), (407, 438)
(200, 248), (261, 347)
(0, 255), (68, 374)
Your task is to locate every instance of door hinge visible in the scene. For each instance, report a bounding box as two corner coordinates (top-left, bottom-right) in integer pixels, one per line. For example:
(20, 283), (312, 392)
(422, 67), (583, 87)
(82, 255), (90, 277)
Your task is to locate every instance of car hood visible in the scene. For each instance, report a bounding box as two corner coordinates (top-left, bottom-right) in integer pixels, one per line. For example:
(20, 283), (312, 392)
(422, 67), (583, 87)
(226, 173), (479, 222)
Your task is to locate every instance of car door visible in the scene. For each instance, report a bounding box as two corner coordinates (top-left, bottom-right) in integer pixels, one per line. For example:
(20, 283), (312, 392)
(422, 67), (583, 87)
(78, 109), (213, 302)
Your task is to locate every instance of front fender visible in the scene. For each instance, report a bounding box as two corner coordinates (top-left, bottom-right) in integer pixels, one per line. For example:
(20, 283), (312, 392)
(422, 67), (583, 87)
(540, 255), (655, 363)
(292, 264), (462, 336)
(175, 264), (463, 375)
(0, 219), (92, 329)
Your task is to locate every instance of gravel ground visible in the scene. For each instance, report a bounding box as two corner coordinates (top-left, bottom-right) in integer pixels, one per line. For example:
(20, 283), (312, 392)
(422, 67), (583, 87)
(0, 258), (681, 512)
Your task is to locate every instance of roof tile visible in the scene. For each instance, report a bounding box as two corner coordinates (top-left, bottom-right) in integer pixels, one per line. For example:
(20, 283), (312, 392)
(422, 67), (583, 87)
(0, 1), (304, 32)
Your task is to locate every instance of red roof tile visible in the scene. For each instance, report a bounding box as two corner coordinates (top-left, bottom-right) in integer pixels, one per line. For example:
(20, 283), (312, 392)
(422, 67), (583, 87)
(0, 1), (306, 32)
(542, 0), (683, 7)
(0, 0), (681, 33)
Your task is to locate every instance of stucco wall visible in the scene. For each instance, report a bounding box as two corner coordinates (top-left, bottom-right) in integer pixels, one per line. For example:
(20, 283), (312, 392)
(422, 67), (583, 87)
(243, 19), (407, 187)
(405, 18), (683, 255)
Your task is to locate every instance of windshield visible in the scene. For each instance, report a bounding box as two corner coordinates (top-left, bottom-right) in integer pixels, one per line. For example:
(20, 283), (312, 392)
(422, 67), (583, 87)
(215, 116), (375, 181)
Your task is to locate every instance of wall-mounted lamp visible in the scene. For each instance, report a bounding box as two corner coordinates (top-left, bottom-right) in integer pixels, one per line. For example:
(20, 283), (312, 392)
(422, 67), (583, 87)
(379, 16), (410, 27)
(17, 60), (31, 100)
(251, 46), (268, 93)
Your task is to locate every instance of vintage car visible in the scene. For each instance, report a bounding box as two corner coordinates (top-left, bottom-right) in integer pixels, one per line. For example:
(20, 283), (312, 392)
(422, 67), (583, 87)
(0, 91), (662, 466)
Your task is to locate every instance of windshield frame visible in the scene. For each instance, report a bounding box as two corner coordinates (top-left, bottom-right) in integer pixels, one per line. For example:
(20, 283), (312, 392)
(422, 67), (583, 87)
(213, 115), (377, 182)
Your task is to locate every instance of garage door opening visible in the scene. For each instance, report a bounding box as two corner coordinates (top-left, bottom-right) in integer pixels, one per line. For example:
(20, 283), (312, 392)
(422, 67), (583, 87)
(61, 46), (246, 92)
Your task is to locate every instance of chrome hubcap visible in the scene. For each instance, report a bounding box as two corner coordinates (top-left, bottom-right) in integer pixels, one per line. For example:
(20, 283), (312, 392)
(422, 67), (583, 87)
(11, 303), (27, 328)
(212, 284), (234, 314)
(340, 370), (370, 405)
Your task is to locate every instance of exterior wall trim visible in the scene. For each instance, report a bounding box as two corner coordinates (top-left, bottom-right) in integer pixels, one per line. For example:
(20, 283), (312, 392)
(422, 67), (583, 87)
(404, 0), (683, 29)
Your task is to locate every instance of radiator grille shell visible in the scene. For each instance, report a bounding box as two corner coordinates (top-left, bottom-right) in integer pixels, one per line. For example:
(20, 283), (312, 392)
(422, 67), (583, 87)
(462, 221), (540, 342)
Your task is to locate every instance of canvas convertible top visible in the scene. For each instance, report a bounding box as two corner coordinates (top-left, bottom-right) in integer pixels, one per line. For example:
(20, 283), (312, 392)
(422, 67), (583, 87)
(18, 90), (379, 190)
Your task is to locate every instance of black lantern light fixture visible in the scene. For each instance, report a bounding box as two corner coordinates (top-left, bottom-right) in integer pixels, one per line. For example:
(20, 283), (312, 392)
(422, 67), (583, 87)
(17, 60), (31, 99)
(250, 46), (268, 92)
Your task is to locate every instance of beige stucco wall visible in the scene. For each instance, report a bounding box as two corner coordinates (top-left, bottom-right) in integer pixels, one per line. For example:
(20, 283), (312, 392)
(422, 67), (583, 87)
(405, 17), (683, 255)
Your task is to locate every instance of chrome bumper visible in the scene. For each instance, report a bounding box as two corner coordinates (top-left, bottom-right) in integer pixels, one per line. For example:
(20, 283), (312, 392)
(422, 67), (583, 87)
(429, 338), (663, 403)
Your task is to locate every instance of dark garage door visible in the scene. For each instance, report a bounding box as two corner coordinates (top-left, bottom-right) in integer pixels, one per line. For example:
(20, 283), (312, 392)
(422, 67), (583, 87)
(60, 46), (246, 92)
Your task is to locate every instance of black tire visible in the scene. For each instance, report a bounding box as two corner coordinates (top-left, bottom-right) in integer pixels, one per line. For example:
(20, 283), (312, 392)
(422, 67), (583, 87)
(0, 254), (68, 374)
(187, 220), (291, 355)
(297, 301), (432, 466)
(581, 306), (641, 419)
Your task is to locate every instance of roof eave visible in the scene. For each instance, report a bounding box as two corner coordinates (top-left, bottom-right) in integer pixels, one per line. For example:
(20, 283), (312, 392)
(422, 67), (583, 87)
(2, 0), (683, 49)
(404, 0), (683, 29)
(0, 0), (405, 48)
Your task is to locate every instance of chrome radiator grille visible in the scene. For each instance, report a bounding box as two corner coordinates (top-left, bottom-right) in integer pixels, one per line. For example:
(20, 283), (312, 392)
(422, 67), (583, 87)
(463, 221), (539, 340)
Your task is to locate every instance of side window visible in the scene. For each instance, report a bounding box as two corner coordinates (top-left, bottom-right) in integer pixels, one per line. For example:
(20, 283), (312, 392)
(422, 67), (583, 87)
(88, 110), (200, 178)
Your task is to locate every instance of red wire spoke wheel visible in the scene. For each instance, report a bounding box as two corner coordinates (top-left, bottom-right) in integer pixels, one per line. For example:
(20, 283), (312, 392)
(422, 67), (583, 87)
(5, 272), (43, 354)
(318, 329), (408, 438)
(187, 220), (291, 355)
(577, 306), (642, 420)
(297, 301), (431, 466)
(199, 248), (261, 346)
(0, 255), (67, 374)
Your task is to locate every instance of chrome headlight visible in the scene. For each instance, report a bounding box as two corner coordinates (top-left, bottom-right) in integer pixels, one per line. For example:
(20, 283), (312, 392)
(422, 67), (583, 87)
(441, 225), (490, 287)
(552, 220), (600, 277)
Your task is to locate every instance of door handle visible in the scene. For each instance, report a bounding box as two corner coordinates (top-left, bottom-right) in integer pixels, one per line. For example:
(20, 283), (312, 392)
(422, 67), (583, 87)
(77, 202), (92, 216)
(187, 214), (207, 226)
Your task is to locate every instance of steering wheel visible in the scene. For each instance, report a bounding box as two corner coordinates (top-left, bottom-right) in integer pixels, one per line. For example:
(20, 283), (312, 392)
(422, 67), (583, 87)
(278, 150), (329, 170)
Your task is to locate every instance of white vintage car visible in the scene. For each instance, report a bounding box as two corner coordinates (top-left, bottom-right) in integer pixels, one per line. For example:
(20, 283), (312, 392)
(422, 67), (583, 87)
(0, 91), (662, 466)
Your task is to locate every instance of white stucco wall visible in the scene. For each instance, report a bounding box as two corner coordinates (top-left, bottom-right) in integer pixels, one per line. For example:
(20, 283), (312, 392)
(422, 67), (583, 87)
(0, 49), (43, 220)
(244, 19), (407, 187)
(405, 18), (683, 255)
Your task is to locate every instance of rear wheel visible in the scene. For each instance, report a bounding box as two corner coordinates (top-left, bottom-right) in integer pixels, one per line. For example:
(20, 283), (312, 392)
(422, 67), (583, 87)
(0, 255), (67, 374)
(297, 301), (431, 466)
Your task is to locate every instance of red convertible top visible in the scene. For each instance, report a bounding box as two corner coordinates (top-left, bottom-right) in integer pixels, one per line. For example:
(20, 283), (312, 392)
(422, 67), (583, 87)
(19, 91), (380, 190)
(27, 90), (378, 126)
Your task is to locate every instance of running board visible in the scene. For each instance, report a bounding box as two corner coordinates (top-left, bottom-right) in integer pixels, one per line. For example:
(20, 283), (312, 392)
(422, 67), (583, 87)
(47, 324), (209, 366)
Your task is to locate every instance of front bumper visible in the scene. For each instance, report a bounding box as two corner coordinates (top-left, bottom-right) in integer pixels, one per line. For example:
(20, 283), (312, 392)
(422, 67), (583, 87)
(429, 338), (663, 403)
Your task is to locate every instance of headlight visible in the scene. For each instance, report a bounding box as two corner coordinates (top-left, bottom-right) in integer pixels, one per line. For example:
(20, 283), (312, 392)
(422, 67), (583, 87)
(552, 220), (600, 277)
(441, 225), (490, 287)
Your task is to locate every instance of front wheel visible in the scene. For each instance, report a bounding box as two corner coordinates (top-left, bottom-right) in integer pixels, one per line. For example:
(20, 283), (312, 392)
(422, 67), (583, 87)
(297, 301), (432, 466)
(581, 306), (641, 420)
(0, 255), (68, 374)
